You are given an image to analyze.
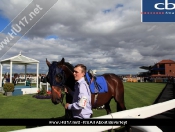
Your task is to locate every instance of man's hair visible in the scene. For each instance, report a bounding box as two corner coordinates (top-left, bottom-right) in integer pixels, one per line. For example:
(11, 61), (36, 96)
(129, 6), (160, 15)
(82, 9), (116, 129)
(74, 64), (87, 73)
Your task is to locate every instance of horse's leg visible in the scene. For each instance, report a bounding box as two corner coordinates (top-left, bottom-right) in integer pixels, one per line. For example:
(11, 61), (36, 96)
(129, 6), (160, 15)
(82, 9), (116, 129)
(104, 99), (113, 132)
(105, 99), (129, 132)
(113, 79), (131, 132)
(116, 101), (126, 112)
(104, 98), (112, 114)
(115, 99), (131, 132)
(115, 100), (129, 132)
(65, 109), (73, 119)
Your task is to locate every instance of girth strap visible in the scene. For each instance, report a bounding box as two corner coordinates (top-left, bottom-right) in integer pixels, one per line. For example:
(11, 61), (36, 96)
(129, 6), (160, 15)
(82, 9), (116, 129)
(94, 93), (98, 107)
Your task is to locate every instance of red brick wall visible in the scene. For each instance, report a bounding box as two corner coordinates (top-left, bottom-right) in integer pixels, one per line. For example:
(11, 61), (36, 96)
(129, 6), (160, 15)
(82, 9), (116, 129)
(165, 64), (175, 76)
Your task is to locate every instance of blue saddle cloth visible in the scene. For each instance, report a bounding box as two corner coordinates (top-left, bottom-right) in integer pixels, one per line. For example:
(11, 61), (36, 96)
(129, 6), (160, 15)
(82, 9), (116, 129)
(85, 73), (108, 93)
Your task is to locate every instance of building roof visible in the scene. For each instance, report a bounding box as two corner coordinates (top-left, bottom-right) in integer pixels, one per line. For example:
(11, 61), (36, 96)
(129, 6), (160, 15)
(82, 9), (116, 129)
(157, 59), (175, 64)
(139, 66), (153, 70)
(0, 52), (39, 64)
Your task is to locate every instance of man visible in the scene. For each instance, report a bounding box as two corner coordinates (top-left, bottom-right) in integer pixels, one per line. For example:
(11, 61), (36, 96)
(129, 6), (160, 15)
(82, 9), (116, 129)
(2, 75), (6, 87)
(38, 75), (41, 88)
(65, 64), (92, 119)
(41, 75), (44, 82)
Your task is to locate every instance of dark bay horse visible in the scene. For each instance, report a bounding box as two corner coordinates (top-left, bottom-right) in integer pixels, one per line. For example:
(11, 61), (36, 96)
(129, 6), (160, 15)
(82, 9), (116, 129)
(46, 58), (127, 118)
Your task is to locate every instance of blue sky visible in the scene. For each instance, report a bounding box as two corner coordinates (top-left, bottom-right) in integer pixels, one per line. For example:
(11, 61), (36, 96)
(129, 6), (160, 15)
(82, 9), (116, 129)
(103, 4), (123, 14)
(45, 35), (59, 39)
(0, 14), (58, 40)
(0, 14), (10, 32)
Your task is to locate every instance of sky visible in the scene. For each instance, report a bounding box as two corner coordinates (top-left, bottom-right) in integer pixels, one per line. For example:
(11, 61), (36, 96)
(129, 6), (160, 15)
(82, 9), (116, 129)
(0, 0), (175, 75)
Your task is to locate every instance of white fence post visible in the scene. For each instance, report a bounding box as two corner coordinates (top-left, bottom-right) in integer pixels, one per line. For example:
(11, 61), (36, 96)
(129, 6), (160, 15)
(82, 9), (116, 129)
(40, 82), (48, 91)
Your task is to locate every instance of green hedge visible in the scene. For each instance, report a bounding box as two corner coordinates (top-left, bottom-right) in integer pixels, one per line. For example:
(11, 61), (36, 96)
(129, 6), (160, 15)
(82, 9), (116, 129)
(3, 83), (14, 92)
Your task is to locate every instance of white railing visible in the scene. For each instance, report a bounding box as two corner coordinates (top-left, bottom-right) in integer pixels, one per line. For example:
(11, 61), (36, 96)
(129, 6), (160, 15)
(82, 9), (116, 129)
(9, 126), (162, 132)
(21, 88), (38, 95)
(10, 99), (175, 132)
(17, 77), (37, 83)
(20, 82), (50, 95)
(39, 82), (49, 91)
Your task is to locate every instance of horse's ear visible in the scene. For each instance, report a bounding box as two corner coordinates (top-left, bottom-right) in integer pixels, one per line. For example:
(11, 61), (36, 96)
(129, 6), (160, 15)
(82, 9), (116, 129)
(60, 58), (65, 65)
(46, 58), (51, 67)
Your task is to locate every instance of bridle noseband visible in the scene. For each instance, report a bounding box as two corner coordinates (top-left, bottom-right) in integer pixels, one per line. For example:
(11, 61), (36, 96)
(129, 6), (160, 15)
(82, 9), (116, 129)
(52, 86), (65, 107)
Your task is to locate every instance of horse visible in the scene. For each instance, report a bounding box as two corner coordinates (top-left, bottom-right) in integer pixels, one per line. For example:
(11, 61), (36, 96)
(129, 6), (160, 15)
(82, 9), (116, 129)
(46, 58), (127, 117)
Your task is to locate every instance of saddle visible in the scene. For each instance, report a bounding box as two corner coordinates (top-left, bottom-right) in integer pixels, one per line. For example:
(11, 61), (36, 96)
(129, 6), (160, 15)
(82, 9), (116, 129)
(85, 70), (108, 108)
(85, 70), (108, 94)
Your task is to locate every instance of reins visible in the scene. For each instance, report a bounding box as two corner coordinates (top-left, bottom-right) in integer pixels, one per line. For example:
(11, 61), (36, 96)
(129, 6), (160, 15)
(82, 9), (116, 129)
(62, 65), (74, 74)
(52, 86), (66, 107)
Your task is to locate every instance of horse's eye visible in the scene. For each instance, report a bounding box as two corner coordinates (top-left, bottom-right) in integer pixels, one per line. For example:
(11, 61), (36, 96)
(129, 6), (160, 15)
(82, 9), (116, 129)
(56, 74), (62, 80)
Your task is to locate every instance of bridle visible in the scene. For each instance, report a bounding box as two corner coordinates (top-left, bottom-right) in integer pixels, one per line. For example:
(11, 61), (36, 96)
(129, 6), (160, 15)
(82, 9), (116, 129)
(52, 86), (65, 107)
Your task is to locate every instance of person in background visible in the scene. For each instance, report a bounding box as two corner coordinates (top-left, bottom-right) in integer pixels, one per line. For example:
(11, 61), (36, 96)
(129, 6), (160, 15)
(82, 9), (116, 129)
(26, 78), (31, 87)
(41, 75), (44, 82)
(2, 75), (7, 87)
(38, 75), (41, 88)
(6, 74), (10, 82)
(13, 73), (18, 86)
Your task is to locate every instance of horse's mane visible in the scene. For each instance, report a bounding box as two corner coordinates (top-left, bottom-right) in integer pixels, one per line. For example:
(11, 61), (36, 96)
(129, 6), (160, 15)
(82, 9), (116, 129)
(64, 62), (74, 72)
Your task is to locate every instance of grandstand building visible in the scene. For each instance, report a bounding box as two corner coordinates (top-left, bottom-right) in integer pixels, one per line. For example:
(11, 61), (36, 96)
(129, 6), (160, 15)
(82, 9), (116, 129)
(139, 59), (175, 77)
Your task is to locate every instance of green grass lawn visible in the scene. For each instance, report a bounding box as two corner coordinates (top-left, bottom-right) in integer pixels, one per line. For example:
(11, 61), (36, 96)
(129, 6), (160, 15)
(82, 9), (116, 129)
(15, 83), (37, 87)
(0, 82), (166, 132)
(93, 82), (165, 117)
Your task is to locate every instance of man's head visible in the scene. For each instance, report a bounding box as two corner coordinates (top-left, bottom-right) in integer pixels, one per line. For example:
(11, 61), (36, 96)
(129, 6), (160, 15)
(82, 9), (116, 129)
(73, 64), (86, 81)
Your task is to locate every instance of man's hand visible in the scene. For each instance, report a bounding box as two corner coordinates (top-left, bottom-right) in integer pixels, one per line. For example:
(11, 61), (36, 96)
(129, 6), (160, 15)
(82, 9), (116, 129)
(65, 103), (69, 109)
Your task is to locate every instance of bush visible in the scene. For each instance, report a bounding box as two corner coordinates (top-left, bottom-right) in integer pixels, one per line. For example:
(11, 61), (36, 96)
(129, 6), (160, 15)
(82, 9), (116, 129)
(3, 83), (15, 92)
(32, 88), (51, 99)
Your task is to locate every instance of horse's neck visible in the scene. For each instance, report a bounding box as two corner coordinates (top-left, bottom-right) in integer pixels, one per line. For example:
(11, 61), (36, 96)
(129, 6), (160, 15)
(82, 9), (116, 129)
(64, 65), (74, 77)
(65, 75), (75, 90)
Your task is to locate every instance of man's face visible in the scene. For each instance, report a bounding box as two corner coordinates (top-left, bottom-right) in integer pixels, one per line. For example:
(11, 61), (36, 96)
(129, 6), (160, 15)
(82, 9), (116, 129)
(73, 66), (85, 81)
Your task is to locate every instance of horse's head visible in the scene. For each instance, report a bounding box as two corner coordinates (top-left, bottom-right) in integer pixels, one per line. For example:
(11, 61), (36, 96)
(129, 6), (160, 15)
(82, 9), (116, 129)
(46, 58), (65, 105)
(46, 58), (74, 105)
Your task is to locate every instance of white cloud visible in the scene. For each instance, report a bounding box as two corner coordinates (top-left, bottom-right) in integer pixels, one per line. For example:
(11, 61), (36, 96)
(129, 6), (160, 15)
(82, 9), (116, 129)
(0, 0), (175, 75)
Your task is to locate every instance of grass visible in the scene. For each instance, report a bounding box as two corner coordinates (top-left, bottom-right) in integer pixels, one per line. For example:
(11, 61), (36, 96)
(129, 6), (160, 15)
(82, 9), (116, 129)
(0, 95), (64, 118)
(0, 94), (65, 132)
(0, 82), (166, 132)
(124, 82), (165, 109)
(93, 82), (165, 117)
(15, 83), (37, 87)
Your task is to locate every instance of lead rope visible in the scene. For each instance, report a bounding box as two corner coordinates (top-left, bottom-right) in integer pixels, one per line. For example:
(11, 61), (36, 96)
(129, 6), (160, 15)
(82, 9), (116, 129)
(62, 85), (74, 119)
(60, 91), (65, 107)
